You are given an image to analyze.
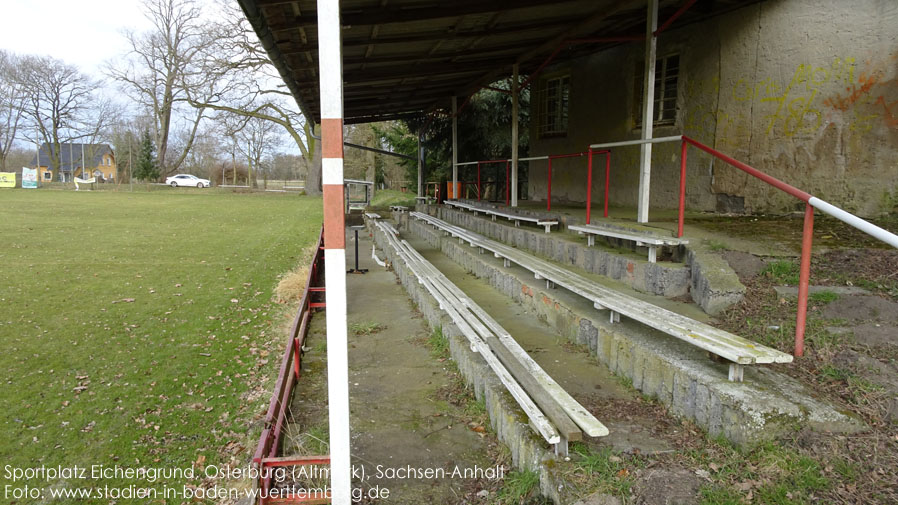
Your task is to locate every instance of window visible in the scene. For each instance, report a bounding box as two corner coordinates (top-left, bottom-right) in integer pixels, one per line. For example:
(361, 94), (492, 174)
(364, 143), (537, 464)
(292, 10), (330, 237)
(634, 54), (679, 127)
(537, 75), (570, 137)
(43, 172), (51, 180)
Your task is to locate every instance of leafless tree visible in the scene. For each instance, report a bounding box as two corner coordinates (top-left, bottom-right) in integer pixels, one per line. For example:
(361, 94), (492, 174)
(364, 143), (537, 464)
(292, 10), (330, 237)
(108, 0), (216, 179)
(0, 50), (27, 171)
(18, 55), (111, 181)
(184, 1), (322, 194)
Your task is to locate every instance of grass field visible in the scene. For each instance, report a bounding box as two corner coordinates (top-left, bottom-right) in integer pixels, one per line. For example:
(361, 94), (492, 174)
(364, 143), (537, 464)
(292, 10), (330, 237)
(0, 190), (322, 503)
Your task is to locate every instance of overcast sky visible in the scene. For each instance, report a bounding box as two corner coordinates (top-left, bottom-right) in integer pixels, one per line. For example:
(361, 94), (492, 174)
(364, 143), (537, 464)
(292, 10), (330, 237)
(1, 0), (159, 73)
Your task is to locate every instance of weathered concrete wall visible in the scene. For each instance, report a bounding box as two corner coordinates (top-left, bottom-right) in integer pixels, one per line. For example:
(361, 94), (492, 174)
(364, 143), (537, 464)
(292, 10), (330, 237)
(529, 0), (898, 217)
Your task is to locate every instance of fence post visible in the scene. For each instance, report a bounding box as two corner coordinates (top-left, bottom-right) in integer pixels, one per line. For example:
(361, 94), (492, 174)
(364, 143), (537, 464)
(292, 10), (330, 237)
(678, 140), (687, 237)
(586, 149), (593, 224)
(795, 203), (814, 357)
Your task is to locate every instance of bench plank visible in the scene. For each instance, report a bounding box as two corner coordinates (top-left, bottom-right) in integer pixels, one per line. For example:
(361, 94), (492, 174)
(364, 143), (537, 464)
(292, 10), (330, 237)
(412, 212), (791, 375)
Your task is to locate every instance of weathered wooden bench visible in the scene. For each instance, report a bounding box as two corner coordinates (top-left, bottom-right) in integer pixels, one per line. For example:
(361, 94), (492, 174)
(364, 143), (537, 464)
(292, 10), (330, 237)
(568, 224), (688, 263)
(364, 212), (381, 220)
(412, 212), (792, 382)
(488, 209), (558, 233)
(445, 201), (558, 233)
(389, 205), (409, 212)
(375, 220), (607, 455)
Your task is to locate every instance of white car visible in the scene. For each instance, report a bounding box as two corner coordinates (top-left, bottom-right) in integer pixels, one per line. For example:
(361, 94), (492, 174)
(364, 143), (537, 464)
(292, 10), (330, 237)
(165, 174), (211, 188)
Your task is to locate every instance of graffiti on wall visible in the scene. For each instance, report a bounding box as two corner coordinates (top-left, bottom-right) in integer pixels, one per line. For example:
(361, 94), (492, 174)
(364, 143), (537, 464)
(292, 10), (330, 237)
(682, 54), (897, 149)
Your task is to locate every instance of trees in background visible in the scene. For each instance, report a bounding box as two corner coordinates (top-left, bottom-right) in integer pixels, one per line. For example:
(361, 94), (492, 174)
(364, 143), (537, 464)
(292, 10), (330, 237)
(17, 55), (113, 181)
(0, 51), (27, 172)
(134, 129), (159, 182)
(109, 0), (213, 180)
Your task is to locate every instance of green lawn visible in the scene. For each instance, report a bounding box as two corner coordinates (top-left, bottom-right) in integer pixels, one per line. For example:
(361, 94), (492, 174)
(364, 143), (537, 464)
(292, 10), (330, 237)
(0, 190), (322, 503)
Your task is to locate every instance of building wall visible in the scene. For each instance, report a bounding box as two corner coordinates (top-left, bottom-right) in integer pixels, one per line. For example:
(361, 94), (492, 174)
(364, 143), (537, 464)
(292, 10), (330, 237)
(528, 0), (898, 217)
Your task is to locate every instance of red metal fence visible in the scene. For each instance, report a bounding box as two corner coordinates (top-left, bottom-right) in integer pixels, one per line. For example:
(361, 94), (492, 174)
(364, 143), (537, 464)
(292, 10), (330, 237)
(252, 225), (330, 504)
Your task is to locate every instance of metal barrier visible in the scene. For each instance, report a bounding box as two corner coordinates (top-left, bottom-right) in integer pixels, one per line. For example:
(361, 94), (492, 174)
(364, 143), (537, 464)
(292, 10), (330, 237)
(252, 225), (330, 504)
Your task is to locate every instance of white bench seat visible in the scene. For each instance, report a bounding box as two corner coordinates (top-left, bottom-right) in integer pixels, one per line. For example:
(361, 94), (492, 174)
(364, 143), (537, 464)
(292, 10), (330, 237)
(376, 220), (607, 454)
(364, 212), (381, 220)
(389, 205), (409, 212)
(412, 212), (791, 382)
(446, 201), (558, 233)
(568, 224), (689, 263)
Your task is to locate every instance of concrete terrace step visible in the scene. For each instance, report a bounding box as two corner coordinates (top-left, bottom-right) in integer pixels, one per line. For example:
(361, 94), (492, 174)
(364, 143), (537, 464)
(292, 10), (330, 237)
(445, 200), (558, 233)
(411, 211), (792, 381)
(376, 220), (608, 454)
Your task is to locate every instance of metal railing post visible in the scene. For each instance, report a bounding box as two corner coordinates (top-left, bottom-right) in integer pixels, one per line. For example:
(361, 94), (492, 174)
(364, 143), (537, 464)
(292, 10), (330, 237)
(795, 203), (814, 357)
(586, 148), (594, 224)
(603, 151), (611, 218)
(477, 162), (482, 201)
(678, 140), (687, 237)
(547, 157), (553, 211)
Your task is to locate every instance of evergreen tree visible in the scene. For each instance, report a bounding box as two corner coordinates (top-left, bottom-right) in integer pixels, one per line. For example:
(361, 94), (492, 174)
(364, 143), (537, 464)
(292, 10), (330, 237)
(134, 129), (159, 181)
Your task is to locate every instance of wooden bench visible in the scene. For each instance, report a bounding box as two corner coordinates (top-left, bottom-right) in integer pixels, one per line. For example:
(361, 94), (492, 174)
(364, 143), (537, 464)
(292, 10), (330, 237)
(568, 224), (688, 263)
(375, 220), (607, 455)
(389, 205), (408, 212)
(364, 212), (381, 220)
(489, 209), (558, 233)
(414, 196), (436, 204)
(412, 212), (792, 382)
(445, 201), (559, 233)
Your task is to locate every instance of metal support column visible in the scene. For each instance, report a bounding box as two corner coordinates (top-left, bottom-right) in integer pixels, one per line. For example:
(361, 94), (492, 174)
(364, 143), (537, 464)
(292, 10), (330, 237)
(511, 63), (520, 207)
(316, 0), (351, 503)
(417, 133), (423, 198)
(637, 0), (659, 223)
(451, 96), (458, 199)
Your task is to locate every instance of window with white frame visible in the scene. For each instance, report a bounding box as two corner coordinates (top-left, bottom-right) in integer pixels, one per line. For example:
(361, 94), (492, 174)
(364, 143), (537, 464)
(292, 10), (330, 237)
(537, 75), (570, 138)
(634, 54), (679, 127)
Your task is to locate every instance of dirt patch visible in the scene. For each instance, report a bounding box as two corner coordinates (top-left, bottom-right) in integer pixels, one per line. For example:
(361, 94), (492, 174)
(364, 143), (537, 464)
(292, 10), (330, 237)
(631, 468), (702, 505)
(852, 323), (898, 348)
(821, 295), (898, 322)
(723, 250), (767, 280)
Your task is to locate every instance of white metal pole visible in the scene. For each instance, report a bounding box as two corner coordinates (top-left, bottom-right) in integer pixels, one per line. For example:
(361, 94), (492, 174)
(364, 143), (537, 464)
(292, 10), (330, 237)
(417, 133), (423, 198)
(451, 96), (458, 199)
(316, 1), (351, 503)
(511, 64), (520, 207)
(637, 0), (659, 223)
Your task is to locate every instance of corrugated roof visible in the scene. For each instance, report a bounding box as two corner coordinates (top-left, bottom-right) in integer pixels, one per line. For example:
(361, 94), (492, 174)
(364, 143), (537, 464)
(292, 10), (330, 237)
(239, 0), (758, 124)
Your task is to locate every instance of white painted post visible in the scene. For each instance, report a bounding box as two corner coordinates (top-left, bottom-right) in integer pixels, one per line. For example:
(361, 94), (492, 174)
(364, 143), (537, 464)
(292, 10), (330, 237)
(316, 1), (351, 504)
(451, 96), (458, 200)
(637, 0), (659, 223)
(511, 64), (520, 207)
(417, 133), (423, 198)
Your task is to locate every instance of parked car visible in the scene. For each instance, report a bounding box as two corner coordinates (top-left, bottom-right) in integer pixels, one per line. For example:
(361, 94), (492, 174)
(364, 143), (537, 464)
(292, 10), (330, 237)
(165, 174), (211, 188)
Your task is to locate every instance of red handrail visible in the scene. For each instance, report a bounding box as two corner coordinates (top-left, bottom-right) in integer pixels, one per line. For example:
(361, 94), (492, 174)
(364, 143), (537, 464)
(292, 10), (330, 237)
(679, 136), (814, 356)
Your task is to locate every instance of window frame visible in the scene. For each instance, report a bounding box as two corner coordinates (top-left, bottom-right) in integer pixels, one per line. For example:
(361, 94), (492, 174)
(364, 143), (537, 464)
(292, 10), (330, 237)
(634, 53), (680, 128)
(537, 73), (571, 139)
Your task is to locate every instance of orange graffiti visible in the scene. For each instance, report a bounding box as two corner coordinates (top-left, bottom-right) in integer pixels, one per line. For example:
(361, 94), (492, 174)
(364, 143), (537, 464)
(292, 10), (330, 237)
(875, 95), (898, 128)
(823, 71), (882, 111)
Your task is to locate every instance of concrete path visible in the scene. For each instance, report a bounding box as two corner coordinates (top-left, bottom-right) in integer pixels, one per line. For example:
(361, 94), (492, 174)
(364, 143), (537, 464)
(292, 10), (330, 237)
(288, 229), (500, 504)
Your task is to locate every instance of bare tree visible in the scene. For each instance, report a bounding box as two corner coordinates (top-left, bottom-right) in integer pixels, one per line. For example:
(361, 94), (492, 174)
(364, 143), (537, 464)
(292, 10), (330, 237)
(108, 0), (215, 179)
(184, 1), (322, 194)
(18, 55), (110, 181)
(0, 50), (27, 171)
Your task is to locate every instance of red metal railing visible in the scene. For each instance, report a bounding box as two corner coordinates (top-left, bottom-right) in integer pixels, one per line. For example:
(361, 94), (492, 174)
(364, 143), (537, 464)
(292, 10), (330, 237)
(253, 225), (330, 504)
(677, 136), (816, 356)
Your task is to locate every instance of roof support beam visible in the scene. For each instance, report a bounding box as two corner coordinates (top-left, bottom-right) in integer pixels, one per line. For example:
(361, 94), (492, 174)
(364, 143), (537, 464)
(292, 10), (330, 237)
(637, 0), (659, 224)
(263, 0), (579, 28)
